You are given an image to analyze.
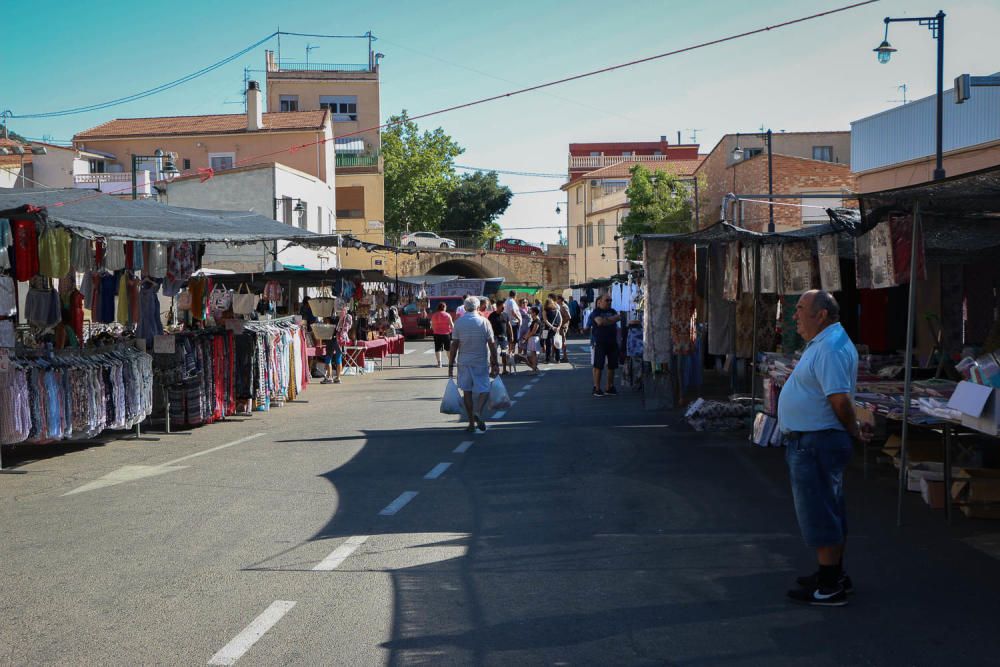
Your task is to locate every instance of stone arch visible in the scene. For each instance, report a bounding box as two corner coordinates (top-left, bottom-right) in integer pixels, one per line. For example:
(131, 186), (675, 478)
(427, 258), (494, 279)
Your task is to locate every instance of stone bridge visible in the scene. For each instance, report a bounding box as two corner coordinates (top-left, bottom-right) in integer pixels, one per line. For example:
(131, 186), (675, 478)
(394, 248), (568, 291)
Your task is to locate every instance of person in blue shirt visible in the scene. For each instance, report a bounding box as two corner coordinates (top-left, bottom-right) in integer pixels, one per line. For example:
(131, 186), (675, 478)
(587, 294), (622, 397)
(778, 290), (871, 607)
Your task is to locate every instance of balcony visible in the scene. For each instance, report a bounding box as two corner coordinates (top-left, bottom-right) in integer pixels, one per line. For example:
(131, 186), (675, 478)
(336, 153), (379, 168)
(568, 154), (676, 170)
(73, 171), (151, 197)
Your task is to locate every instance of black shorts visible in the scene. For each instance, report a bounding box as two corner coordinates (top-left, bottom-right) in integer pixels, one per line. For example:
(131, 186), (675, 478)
(433, 333), (451, 351)
(592, 341), (619, 370)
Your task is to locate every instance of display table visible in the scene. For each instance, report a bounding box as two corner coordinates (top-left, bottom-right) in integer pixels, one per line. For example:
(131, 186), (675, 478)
(385, 335), (404, 366)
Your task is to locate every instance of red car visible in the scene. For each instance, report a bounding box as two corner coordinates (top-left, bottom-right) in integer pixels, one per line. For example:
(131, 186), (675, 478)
(494, 238), (543, 255)
(401, 296), (465, 338)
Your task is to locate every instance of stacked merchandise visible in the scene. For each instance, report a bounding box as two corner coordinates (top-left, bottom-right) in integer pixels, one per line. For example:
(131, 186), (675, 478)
(684, 398), (752, 432)
(240, 319), (309, 413)
(0, 344), (153, 445)
(152, 329), (236, 428)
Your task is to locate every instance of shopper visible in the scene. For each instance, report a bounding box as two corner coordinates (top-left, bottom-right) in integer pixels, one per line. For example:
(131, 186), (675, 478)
(503, 290), (521, 335)
(324, 305), (352, 384)
(540, 297), (562, 363)
(488, 301), (514, 375)
(568, 295), (581, 334)
(455, 294), (470, 319)
(557, 295), (571, 362)
(587, 294), (621, 396)
(779, 290), (870, 607)
(517, 306), (541, 373)
(430, 301), (454, 368)
(449, 296), (499, 432)
(516, 298), (532, 354)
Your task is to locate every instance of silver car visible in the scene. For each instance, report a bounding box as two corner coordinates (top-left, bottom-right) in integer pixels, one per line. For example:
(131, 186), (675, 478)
(400, 231), (456, 249)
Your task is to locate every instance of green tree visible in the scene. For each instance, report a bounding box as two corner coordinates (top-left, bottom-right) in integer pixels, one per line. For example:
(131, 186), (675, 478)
(619, 164), (695, 259)
(441, 171), (512, 244)
(381, 110), (464, 239)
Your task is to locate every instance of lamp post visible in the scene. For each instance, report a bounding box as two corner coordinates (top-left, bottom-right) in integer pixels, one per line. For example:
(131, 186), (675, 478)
(732, 130), (774, 232)
(874, 11), (946, 180)
(131, 149), (179, 199)
(272, 198), (305, 270)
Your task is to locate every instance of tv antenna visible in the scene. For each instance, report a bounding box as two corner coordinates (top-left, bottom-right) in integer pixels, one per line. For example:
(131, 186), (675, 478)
(685, 128), (705, 143)
(306, 43), (320, 68)
(888, 83), (908, 105)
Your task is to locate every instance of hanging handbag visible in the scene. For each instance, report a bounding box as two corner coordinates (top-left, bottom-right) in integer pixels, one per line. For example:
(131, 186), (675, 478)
(311, 284), (336, 318)
(232, 282), (259, 316)
(209, 285), (232, 314)
(263, 279), (283, 304)
(176, 289), (193, 311)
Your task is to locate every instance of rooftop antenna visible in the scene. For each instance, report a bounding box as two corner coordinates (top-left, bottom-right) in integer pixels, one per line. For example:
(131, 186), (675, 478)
(685, 128), (705, 143)
(306, 43), (320, 68)
(888, 83), (909, 105)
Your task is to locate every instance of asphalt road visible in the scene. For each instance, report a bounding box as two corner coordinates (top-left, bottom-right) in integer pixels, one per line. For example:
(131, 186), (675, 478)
(3, 337), (1000, 666)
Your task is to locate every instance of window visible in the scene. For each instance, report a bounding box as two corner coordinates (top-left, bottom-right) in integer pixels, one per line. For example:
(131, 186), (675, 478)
(586, 223), (594, 247)
(598, 220), (606, 245)
(576, 225), (583, 248)
(182, 158), (191, 171)
(320, 95), (358, 121)
(208, 152), (235, 171)
(742, 147), (763, 159)
(589, 151), (601, 157)
(88, 159), (106, 173)
(812, 145), (834, 162)
(279, 95), (299, 112)
(298, 201), (308, 229)
(576, 185), (583, 204)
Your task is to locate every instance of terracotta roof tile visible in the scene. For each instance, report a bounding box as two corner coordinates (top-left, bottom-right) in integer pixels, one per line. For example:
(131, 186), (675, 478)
(74, 111), (328, 140)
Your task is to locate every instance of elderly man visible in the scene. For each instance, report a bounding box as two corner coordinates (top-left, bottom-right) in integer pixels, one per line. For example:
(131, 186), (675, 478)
(449, 296), (499, 432)
(779, 290), (870, 607)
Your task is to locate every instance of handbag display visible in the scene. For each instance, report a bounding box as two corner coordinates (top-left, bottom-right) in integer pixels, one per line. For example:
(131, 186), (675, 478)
(209, 285), (232, 314)
(176, 290), (193, 311)
(232, 283), (259, 316)
(311, 284), (336, 318)
(311, 323), (336, 340)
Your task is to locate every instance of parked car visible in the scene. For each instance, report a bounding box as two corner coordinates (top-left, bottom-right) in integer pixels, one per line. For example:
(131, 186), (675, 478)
(400, 231), (456, 249)
(401, 296), (465, 338)
(495, 238), (543, 255)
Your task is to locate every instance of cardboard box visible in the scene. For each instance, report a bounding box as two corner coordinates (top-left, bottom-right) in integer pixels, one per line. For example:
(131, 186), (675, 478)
(947, 381), (1000, 436)
(920, 476), (948, 509)
(951, 468), (1000, 505)
(906, 462), (944, 492)
(884, 434), (943, 463)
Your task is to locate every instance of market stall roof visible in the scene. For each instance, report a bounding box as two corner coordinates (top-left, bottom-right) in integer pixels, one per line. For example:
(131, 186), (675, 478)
(859, 163), (1000, 221)
(0, 188), (320, 243)
(210, 268), (389, 293)
(397, 275), (461, 285)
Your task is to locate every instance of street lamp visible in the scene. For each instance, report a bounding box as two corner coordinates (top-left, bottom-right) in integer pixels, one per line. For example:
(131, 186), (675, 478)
(875, 11), (946, 180)
(732, 130), (775, 232)
(131, 149), (179, 199)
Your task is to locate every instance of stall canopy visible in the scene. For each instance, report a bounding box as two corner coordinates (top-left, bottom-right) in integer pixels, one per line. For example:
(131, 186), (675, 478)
(0, 188), (318, 243)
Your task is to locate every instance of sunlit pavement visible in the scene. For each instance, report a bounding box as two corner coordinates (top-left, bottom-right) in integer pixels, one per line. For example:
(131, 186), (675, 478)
(3, 336), (1000, 665)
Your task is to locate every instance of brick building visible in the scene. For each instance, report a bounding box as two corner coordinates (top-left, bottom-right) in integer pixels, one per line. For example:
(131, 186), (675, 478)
(694, 131), (854, 232)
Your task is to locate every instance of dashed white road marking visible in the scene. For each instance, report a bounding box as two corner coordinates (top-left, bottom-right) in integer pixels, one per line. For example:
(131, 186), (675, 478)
(207, 600), (296, 665)
(404, 350), (415, 355)
(492, 410), (507, 419)
(514, 391), (527, 398)
(509, 401), (517, 407)
(453, 441), (474, 453)
(313, 536), (369, 571)
(424, 462), (452, 479)
(379, 491), (419, 515)
(423, 349), (435, 355)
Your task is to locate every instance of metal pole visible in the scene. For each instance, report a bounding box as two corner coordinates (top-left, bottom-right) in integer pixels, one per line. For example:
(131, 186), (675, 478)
(933, 11), (946, 180)
(896, 202), (921, 527)
(693, 178), (700, 229)
(131, 154), (138, 200)
(749, 243), (761, 420)
(944, 424), (953, 523)
(766, 129), (775, 232)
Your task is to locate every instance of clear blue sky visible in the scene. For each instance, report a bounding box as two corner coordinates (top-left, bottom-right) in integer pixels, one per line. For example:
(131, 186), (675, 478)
(3, 0), (998, 243)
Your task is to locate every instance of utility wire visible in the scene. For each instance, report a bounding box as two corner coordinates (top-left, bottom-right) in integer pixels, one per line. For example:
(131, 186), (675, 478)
(9, 33), (278, 119)
(455, 165), (565, 178)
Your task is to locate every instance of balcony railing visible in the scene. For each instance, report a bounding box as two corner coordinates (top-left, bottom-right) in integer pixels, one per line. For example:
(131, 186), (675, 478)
(568, 154), (676, 170)
(276, 62), (373, 72)
(73, 171), (151, 196)
(336, 153), (379, 168)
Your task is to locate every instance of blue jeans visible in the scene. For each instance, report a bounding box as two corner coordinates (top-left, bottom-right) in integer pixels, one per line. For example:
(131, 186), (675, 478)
(785, 429), (852, 548)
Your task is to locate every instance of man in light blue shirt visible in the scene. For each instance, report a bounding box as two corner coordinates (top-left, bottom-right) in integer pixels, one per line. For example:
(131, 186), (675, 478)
(778, 290), (869, 607)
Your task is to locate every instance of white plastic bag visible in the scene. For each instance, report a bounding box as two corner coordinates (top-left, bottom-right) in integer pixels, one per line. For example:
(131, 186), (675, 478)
(440, 379), (466, 416)
(488, 377), (512, 412)
(553, 333), (563, 349)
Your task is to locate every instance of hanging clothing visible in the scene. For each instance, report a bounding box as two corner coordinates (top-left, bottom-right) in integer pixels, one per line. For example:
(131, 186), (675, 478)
(0, 218), (11, 270)
(24, 285), (61, 330)
(12, 218), (40, 281)
(722, 242), (740, 301)
(98, 273), (118, 324)
(668, 243), (697, 356)
(71, 235), (95, 272)
(115, 273), (130, 325)
(68, 289), (84, 343)
(38, 227), (71, 278)
(188, 277), (207, 320)
(146, 242), (167, 279)
(707, 243), (736, 356)
(0, 275), (16, 348)
(104, 239), (127, 272)
(781, 242), (816, 295)
(136, 281), (164, 342)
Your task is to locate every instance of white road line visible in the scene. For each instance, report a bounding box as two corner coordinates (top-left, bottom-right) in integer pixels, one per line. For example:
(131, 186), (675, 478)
(379, 491), (418, 515)
(492, 410), (507, 419)
(423, 462), (452, 480)
(313, 535), (369, 571)
(514, 391), (527, 398)
(509, 401), (517, 407)
(404, 350), (415, 355)
(207, 600), (296, 665)
(423, 349), (436, 355)
(453, 441), (473, 453)
(166, 433), (266, 466)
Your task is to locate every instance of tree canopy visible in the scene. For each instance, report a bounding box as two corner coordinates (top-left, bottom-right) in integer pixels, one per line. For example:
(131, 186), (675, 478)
(618, 164), (695, 259)
(441, 171), (512, 243)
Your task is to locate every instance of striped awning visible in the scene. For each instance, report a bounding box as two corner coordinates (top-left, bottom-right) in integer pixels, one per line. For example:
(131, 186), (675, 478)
(334, 138), (365, 154)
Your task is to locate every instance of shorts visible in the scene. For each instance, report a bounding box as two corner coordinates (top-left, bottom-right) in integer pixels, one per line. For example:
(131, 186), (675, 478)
(324, 352), (343, 366)
(784, 429), (852, 547)
(592, 341), (619, 370)
(433, 333), (451, 352)
(496, 335), (509, 351)
(457, 364), (491, 394)
(526, 336), (541, 354)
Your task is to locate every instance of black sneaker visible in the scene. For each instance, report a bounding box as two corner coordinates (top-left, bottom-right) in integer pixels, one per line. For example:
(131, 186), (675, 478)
(593, 387), (605, 397)
(787, 584), (848, 607)
(606, 386), (618, 396)
(796, 572), (854, 595)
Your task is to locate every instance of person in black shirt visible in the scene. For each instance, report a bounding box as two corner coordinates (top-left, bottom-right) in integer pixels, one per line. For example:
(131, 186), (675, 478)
(587, 294), (622, 396)
(488, 301), (513, 375)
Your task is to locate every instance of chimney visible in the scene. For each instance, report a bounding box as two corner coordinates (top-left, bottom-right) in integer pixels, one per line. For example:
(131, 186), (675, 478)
(247, 80), (263, 131)
(660, 135), (667, 142)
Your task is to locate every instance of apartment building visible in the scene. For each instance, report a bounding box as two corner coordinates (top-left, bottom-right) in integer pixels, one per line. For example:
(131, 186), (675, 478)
(694, 131), (855, 232)
(71, 82), (336, 271)
(563, 139), (703, 284)
(264, 49), (384, 270)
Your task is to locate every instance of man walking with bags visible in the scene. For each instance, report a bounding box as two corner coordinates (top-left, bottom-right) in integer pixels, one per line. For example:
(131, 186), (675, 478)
(449, 296), (499, 432)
